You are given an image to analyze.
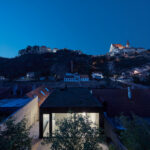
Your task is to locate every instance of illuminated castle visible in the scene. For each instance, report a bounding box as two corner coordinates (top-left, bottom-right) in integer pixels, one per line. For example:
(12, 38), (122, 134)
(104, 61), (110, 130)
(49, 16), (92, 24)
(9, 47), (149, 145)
(109, 41), (146, 56)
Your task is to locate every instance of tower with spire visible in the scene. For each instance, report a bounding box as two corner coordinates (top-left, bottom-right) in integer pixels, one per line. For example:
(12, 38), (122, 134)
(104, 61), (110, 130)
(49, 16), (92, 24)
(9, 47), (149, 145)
(126, 40), (130, 48)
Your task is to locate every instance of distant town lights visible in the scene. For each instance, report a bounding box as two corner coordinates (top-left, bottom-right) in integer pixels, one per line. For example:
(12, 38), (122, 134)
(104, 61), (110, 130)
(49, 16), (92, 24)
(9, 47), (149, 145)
(133, 70), (140, 75)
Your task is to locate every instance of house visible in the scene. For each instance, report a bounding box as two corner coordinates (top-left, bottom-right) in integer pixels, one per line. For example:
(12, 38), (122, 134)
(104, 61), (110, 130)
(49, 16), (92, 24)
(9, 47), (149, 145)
(109, 41), (147, 56)
(92, 88), (150, 149)
(26, 72), (35, 79)
(39, 88), (103, 138)
(92, 73), (104, 80)
(64, 73), (89, 82)
(92, 88), (150, 117)
(80, 75), (89, 81)
(52, 48), (58, 53)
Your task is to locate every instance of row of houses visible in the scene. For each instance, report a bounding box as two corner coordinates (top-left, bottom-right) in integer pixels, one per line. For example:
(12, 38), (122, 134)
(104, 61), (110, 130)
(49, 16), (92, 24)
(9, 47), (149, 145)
(0, 86), (150, 148)
(64, 72), (104, 82)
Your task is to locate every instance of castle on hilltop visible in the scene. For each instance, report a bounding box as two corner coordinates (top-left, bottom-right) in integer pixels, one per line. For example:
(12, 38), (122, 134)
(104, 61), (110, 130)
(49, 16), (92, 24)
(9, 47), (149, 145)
(18, 45), (59, 56)
(18, 46), (83, 56)
(109, 41), (146, 56)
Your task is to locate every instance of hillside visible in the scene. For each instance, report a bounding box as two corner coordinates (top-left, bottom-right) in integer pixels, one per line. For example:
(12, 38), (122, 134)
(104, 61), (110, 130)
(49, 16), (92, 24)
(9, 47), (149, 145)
(0, 49), (150, 80)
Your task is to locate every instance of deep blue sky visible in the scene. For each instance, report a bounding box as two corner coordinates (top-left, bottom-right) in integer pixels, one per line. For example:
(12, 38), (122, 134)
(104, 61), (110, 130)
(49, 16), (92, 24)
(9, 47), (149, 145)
(0, 0), (150, 58)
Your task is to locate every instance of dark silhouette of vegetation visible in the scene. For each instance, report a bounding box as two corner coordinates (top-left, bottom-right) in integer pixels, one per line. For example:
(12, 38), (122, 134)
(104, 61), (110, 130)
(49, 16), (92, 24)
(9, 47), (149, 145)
(0, 48), (150, 80)
(119, 115), (150, 150)
(0, 119), (32, 150)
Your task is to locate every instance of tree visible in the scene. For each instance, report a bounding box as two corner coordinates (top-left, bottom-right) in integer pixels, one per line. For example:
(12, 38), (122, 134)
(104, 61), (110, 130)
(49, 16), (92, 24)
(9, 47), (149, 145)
(119, 115), (150, 150)
(43, 113), (106, 150)
(0, 119), (32, 150)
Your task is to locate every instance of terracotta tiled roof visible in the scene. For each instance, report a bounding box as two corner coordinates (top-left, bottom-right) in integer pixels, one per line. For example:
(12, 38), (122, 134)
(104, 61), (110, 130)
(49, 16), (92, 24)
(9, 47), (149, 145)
(26, 86), (52, 106)
(92, 89), (150, 117)
(112, 44), (125, 49)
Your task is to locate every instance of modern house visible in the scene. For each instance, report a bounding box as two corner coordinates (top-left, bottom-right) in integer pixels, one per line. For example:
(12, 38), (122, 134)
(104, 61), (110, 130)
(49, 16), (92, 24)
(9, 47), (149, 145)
(39, 88), (103, 138)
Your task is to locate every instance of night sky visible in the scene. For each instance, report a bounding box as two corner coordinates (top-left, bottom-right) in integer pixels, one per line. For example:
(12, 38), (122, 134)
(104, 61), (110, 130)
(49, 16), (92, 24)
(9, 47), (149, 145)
(0, 0), (150, 58)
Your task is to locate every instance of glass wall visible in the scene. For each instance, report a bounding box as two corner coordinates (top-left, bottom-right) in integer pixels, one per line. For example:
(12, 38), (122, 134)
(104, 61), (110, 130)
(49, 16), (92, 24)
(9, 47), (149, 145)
(52, 113), (99, 133)
(43, 114), (50, 137)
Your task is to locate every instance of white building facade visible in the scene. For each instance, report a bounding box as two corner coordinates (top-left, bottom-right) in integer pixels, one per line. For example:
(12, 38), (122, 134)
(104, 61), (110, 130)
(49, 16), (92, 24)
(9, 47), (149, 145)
(109, 41), (147, 56)
(64, 73), (89, 82)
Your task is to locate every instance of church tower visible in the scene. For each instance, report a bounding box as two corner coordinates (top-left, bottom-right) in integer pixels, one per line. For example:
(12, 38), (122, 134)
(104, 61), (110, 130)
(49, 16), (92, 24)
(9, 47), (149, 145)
(126, 40), (130, 48)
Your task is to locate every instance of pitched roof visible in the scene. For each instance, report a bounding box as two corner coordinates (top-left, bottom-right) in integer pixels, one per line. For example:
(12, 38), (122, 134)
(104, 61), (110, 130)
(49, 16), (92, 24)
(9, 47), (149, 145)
(41, 88), (102, 108)
(92, 89), (150, 117)
(112, 44), (125, 49)
(26, 86), (52, 106)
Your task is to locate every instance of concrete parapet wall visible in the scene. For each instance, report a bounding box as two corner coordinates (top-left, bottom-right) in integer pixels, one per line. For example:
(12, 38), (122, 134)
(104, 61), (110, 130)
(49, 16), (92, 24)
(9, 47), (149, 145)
(0, 97), (39, 130)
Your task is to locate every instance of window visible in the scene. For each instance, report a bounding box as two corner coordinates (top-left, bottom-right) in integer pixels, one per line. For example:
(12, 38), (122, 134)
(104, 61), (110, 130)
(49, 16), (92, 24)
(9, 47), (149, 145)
(43, 114), (50, 137)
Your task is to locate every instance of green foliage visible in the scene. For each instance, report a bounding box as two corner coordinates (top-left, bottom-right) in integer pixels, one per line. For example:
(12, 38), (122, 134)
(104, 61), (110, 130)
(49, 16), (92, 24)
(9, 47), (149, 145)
(43, 113), (105, 150)
(108, 144), (116, 150)
(0, 119), (32, 150)
(119, 115), (150, 150)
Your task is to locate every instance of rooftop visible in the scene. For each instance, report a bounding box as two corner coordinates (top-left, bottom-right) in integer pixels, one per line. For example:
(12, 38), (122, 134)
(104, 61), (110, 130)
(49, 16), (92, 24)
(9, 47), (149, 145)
(26, 86), (52, 106)
(0, 98), (31, 108)
(41, 88), (102, 108)
(112, 44), (125, 49)
(93, 89), (150, 117)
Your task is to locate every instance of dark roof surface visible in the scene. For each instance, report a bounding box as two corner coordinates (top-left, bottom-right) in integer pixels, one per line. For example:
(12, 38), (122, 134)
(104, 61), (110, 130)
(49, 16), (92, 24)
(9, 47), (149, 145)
(41, 88), (102, 108)
(93, 89), (150, 117)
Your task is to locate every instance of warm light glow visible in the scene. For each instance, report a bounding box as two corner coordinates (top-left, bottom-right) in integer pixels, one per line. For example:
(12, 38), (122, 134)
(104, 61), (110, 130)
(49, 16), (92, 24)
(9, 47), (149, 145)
(82, 112), (86, 116)
(133, 70), (139, 75)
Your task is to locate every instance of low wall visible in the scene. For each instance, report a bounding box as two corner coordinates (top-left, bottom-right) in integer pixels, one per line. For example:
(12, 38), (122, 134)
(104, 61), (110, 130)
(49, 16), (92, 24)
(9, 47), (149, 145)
(0, 97), (39, 130)
(104, 115), (127, 150)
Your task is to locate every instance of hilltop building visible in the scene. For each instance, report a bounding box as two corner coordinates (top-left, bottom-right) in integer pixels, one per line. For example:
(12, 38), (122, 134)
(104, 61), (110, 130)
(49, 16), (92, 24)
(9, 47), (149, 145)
(18, 46), (59, 56)
(109, 41), (146, 56)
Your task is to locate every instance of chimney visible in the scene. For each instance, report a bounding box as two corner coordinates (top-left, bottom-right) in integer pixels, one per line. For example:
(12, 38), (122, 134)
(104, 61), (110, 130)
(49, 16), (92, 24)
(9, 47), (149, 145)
(128, 87), (132, 100)
(71, 60), (73, 73)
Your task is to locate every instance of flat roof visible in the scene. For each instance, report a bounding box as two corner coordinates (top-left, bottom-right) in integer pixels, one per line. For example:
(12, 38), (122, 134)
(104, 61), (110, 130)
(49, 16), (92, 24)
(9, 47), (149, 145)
(41, 88), (102, 108)
(0, 98), (31, 108)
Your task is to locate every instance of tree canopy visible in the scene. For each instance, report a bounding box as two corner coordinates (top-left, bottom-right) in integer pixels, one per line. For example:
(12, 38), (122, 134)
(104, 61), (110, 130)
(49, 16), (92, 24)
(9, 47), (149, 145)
(43, 113), (106, 150)
(0, 119), (32, 150)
